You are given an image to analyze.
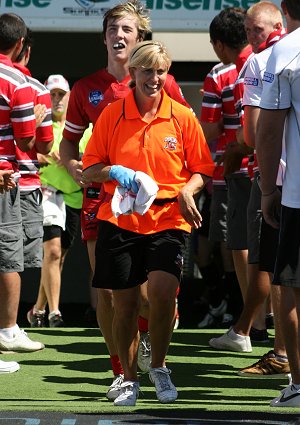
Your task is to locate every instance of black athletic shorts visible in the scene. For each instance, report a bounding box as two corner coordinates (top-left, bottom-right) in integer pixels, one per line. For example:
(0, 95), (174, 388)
(273, 205), (300, 287)
(43, 205), (81, 250)
(93, 220), (187, 290)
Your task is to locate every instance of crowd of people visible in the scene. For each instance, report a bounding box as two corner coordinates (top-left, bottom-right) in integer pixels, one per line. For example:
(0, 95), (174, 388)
(0, 0), (300, 409)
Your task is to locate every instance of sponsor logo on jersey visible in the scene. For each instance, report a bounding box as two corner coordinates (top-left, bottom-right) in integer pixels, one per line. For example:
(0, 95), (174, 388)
(89, 90), (104, 106)
(164, 136), (177, 151)
(262, 72), (275, 83)
(244, 76), (259, 86)
(85, 211), (97, 221)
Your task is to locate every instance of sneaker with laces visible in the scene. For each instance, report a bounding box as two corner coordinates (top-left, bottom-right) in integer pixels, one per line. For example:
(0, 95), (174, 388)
(197, 299), (227, 329)
(249, 327), (270, 343)
(113, 381), (139, 406)
(106, 374), (124, 401)
(138, 332), (151, 373)
(49, 314), (64, 328)
(0, 359), (20, 374)
(0, 329), (44, 353)
(149, 367), (178, 403)
(27, 307), (45, 328)
(238, 350), (290, 378)
(209, 328), (252, 352)
(270, 384), (300, 407)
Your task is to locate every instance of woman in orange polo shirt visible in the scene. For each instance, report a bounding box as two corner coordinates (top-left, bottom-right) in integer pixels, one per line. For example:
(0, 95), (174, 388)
(82, 40), (214, 407)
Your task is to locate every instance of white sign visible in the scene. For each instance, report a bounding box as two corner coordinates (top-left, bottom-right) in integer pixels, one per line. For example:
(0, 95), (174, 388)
(0, 0), (282, 32)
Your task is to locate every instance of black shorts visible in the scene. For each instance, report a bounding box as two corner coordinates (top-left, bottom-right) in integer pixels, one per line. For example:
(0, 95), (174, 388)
(259, 216), (280, 273)
(226, 176), (251, 250)
(43, 205), (81, 250)
(93, 221), (187, 290)
(273, 205), (300, 287)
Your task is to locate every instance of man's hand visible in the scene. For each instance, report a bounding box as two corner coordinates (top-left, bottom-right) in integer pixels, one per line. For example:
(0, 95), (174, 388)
(0, 170), (16, 193)
(37, 153), (51, 167)
(261, 188), (281, 229)
(67, 159), (87, 187)
(219, 142), (253, 176)
(34, 104), (47, 128)
(178, 189), (202, 229)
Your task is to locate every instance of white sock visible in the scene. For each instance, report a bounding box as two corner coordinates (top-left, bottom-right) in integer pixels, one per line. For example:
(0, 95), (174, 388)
(48, 310), (61, 319)
(292, 383), (300, 391)
(33, 306), (46, 315)
(229, 328), (246, 339)
(0, 324), (20, 339)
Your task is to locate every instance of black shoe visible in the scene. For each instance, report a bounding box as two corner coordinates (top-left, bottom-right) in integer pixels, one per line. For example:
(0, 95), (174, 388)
(27, 308), (46, 328)
(250, 327), (270, 343)
(49, 314), (64, 328)
(265, 313), (275, 329)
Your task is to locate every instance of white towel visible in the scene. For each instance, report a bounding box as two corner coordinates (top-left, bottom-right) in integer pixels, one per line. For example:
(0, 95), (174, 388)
(111, 186), (136, 218)
(134, 171), (159, 215)
(111, 171), (159, 218)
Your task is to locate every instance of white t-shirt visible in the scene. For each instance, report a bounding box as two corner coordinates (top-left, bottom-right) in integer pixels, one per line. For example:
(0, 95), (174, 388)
(260, 27), (300, 208)
(243, 46), (286, 185)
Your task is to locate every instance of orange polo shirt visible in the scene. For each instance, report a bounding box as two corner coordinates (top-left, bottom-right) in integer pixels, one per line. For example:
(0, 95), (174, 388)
(83, 89), (214, 234)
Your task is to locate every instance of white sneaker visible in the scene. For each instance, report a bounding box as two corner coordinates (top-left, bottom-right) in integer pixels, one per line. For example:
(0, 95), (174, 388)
(113, 381), (139, 406)
(106, 374), (124, 401)
(270, 384), (300, 407)
(0, 359), (20, 374)
(209, 328), (252, 353)
(149, 367), (178, 403)
(0, 329), (44, 352)
(138, 332), (151, 373)
(197, 299), (227, 329)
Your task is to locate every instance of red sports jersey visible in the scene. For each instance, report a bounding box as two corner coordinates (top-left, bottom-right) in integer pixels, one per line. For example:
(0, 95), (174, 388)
(0, 54), (36, 171)
(232, 45), (254, 178)
(201, 62), (240, 186)
(64, 68), (190, 143)
(14, 63), (53, 191)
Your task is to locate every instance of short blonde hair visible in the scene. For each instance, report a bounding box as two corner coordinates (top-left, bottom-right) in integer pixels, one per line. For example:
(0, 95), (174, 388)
(103, 0), (151, 41)
(246, 1), (283, 25)
(129, 40), (171, 71)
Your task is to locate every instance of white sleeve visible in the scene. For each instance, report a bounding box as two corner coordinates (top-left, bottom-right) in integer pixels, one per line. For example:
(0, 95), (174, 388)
(260, 46), (291, 110)
(243, 56), (263, 107)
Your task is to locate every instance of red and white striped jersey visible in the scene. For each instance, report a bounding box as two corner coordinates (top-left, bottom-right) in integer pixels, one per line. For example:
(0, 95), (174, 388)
(13, 63), (53, 192)
(0, 54), (36, 171)
(201, 62), (240, 186)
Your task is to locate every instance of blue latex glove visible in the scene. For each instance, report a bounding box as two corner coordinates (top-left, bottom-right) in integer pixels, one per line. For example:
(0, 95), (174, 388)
(109, 165), (139, 193)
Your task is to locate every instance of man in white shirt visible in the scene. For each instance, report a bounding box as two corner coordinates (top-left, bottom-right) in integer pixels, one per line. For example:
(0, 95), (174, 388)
(256, 0), (300, 407)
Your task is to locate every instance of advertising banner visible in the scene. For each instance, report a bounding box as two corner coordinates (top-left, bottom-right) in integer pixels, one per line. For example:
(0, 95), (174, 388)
(0, 0), (282, 32)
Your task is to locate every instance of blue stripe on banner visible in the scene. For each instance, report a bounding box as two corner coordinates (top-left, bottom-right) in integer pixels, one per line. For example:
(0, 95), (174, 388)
(0, 420), (40, 425)
(61, 421), (77, 425)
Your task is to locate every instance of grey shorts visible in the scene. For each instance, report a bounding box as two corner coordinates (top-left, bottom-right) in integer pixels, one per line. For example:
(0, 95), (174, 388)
(20, 189), (44, 269)
(208, 186), (228, 243)
(0, 186), (24, 273)
(247, 173), (262, 264)
(226, 176), (251, 250)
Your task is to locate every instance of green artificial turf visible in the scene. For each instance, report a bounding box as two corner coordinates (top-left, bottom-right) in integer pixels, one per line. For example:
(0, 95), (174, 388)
(0, 328), (298, 414)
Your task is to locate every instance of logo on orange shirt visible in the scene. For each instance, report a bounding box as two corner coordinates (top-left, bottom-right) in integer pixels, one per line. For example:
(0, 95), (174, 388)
(164, 136), (177, 151)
